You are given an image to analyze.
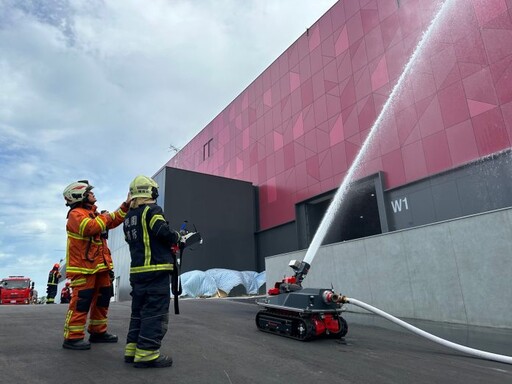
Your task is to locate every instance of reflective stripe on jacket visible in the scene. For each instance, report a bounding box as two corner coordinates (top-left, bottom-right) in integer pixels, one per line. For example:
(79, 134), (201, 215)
(123, 203), (179, 282)
(47, 270), (61, 285)
(65, 203), (128, 277)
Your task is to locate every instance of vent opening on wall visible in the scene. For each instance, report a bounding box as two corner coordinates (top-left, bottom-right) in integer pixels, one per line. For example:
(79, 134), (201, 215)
(203, 138), (213, 161)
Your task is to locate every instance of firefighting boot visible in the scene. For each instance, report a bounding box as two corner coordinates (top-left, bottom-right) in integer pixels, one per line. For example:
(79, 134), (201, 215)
(62, 339), (91, 350)
(89, 331), (118, 343)
(124, 356), (135, 363)
(133, 355), (173, 369)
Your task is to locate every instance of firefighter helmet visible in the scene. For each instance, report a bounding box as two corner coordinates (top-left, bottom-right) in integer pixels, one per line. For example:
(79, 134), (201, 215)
(53, 263), (60, 269)
(129, 175), (159, 199)
(65, 281), (70, 286)
(63, 180), (93, 206)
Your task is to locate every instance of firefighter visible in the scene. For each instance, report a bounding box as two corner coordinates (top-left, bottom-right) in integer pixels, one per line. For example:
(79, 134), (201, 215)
(123, 175), (181, 368)
(60, 281), (72, 304)
(61, 180), (131, 350)
(46, 264), (61, 304)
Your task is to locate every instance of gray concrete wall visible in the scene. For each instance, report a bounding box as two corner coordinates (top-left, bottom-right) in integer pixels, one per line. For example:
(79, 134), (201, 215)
(265, 207), (512, 329)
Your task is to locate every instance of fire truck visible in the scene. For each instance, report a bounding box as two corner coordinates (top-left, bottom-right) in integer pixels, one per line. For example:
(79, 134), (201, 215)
(0, 276), (34, 304)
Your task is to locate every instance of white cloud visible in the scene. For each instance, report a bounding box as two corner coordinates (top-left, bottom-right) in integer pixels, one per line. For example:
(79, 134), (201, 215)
(0, 0), (338, 291)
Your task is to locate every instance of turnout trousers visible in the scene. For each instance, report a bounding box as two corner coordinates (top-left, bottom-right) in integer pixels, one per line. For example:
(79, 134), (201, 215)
(63, 271), (113, 340)
(124, 274), (170, 363)
(46, 285), (58, 303)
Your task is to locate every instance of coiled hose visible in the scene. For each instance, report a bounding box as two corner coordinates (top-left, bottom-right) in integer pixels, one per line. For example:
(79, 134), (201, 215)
(346, 297), (512, 365)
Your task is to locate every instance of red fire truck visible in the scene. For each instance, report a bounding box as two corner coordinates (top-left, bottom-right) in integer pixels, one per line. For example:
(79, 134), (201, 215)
(0, 276), (34, 304)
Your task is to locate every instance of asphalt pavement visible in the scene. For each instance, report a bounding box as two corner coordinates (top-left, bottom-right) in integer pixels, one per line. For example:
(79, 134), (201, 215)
(0, 298), (511, 384)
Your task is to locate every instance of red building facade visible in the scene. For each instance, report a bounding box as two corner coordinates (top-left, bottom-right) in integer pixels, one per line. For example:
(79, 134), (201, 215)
(167, 0), (512, 245)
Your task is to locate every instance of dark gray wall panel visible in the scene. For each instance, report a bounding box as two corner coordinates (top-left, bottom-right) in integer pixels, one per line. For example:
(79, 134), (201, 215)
(456, 173), (492, 215)
(431, 180), (462, 221)
(385, 150), (512, 231)
(163, 167), (257, 272)
(409, 188), (436, 227)
(256, 222), (298, 268)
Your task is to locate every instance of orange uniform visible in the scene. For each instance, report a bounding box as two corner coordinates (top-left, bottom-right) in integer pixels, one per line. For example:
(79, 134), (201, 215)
(63, 202), (129, 340)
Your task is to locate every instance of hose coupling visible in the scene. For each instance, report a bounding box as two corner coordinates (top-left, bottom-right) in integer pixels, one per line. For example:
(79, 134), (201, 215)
(322, 290), (339, 304)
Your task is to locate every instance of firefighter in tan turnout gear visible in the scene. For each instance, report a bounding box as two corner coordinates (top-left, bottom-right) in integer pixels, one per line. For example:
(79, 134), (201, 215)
(123, 175), (181, 368)
(61, 180), (131, 350)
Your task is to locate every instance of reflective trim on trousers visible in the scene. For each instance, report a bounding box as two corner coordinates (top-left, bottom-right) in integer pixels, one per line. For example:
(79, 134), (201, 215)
(125, 342), (137, 358)
(70, 278), (86, 287)
(89, 318), (107, 326)
(134, 348), (160, 363)
(63, 310), (86, 339)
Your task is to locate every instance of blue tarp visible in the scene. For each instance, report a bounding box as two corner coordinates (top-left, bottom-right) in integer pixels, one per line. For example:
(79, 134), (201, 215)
(179, 269), (266, 298)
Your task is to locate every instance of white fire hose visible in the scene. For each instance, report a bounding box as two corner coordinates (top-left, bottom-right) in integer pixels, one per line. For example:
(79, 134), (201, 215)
(342, 297), (512, 365)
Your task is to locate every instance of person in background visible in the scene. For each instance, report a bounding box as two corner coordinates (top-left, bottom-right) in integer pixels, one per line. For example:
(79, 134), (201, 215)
(61, 179), (130, 350)
(46, 264), (61, 304)
(60, 281), (72, 304)
(31, 288), (38, 304)
(123, 175), (181, 368)
(29, 281), (35, 304)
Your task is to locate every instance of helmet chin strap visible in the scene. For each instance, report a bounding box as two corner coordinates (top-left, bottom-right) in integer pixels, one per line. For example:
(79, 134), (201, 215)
(151, 187), (159, 200)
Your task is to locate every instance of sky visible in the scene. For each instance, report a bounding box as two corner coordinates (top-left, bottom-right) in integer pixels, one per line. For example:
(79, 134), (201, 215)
(0, 0), (338, 295)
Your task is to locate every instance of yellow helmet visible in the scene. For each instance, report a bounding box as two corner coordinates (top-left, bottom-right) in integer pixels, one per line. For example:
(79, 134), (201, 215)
(63, 180), (93, 206)
(129, 175), (159, 199)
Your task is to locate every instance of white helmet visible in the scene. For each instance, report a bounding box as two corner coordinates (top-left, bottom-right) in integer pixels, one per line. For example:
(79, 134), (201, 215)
(63, 180), (93, 206)
(129, 175), (159, 199)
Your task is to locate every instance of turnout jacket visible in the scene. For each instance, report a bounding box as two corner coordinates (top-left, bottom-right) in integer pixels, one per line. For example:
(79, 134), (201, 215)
(123, 203), (180, 283)
(47, 269), (61, 285)
(66, 203), (128, 276)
